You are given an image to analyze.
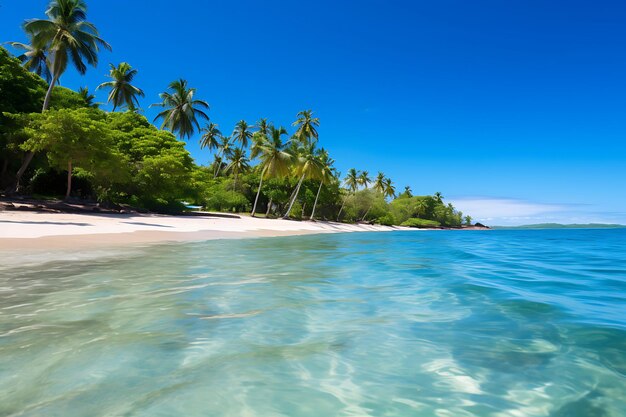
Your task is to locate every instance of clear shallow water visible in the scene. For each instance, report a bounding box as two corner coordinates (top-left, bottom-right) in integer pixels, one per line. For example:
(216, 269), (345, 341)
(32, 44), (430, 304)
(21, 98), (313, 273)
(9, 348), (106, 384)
(1, 230), (625, 417)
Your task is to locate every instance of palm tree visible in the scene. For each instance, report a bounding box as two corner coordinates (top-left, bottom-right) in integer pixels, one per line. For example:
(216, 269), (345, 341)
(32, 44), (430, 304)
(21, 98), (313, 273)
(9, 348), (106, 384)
(13, 0), (111, 191)
(384, 178), (396, 199)
(284, 144), (322, 218)
(336, 168), (360, 220)
(78, 86), (98, 108)
(225, 148), (250, 190)
(6, 39), (51, 82)
(415, 199), (428, 217)
(404, 186), (413, 198)
(199, 122), (222, 152)
(213, 135), (233, 178)
(310, 149), (335, 221)
(292, 110), (320, 145)
(358, 170), (371, 189)
(251, 126), (293, 217)
(152, 79), (209, 140)
(256, 118), (271, 137)
(434, 192), (443, 203)
(232, 120), (253, 151)
(97, 62), (144, 111)
(362, 171), (386, 221)
(373, 172), (385, 193)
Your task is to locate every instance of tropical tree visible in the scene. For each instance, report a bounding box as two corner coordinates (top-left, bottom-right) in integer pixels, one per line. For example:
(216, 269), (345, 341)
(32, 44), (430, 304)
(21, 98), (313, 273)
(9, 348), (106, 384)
(434, 191), (443, 203)
(384, 178), (396, 199)
(6, 38), (51, 82)
(373, 172), (385, 193)
(225, 148), (250, 190)
(97, 62), (144, 111)
(336, 168), (359, 220)
(13, 0), (111, 190)
(358, 170), (371, 189)
(232, 120), (253, 151)
(284, 144), (322, 218)
(199, 122), (221, 153)
(213, 135), (233, 178)
(464, 215), (473, 226)
(152, 79), (209, 140)
(78, 86), (97, 108)
(256, 118), (271, 137)
(251, 126), (293, 217)
(403, 186), (413, 198)
(292, 110), (319, 145)
(310, 149), (335, 220)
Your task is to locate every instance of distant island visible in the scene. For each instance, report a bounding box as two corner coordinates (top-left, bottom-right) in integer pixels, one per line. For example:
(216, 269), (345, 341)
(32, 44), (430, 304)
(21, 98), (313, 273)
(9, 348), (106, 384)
(493, 223), (626, 229)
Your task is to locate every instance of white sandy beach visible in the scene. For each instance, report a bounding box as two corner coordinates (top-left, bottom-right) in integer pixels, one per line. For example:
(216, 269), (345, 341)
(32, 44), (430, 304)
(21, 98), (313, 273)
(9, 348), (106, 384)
(0, 210), (411, 249)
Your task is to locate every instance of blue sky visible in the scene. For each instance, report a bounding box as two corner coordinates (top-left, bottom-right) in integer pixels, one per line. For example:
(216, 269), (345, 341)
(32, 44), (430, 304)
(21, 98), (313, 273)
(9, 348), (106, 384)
(2, 0), (625, 225)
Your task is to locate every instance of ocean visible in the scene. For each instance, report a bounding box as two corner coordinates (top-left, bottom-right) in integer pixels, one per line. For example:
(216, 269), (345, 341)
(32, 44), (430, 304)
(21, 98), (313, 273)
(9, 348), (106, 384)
(1, 229), (625, 416)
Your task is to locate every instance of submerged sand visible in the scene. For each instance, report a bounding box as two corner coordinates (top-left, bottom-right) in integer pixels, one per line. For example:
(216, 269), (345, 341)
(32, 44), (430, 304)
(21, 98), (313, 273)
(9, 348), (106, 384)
(0, 211), (412, 250)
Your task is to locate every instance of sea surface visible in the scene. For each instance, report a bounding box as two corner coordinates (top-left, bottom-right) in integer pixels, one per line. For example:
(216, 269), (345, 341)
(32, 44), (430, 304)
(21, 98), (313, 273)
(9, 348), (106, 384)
(1, 229), (625, 417)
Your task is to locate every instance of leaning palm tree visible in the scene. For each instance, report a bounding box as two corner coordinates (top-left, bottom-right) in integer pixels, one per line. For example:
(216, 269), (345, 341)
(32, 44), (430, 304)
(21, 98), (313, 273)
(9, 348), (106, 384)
(225, 148), (250, 190)
(251, 126), (293, 217)
(336, 168), (360, 220)
(13, 0), (111, 191)
(310, 149), (335, 221)
(152, 79), (209, 140)
(362, 171), (386, 221)
(199, 122), (222, 152)
(283, 144), (322, 219)
(78, 86), (98, 108)
(232, 120), (253, 151)
(292, 110), (320, 145)
(6, 38), (51, 82)
(97, 62), (144, 111)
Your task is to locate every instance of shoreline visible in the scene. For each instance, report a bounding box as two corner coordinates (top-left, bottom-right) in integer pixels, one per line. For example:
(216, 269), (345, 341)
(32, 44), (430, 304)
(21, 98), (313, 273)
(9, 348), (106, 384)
(0, 210), (417, 250)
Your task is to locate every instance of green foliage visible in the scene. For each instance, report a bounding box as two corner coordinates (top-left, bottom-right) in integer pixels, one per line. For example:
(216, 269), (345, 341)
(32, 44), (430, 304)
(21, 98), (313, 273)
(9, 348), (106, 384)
(203, 180), (249, 212)
(0, 47), (46, 114)
(401, 218), (441, 228)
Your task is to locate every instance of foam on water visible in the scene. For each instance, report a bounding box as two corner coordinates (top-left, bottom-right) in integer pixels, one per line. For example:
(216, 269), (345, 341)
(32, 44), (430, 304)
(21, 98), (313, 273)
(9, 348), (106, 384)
(1, 229), (625, 416)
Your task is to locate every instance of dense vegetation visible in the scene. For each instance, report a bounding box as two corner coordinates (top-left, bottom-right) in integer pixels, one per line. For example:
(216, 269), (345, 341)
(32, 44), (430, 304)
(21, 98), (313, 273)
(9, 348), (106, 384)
(0, 0), (474, 227)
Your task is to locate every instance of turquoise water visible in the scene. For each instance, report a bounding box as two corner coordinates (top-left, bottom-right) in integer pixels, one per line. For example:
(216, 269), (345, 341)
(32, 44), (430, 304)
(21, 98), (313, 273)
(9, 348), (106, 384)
(1, 229), (625, 416)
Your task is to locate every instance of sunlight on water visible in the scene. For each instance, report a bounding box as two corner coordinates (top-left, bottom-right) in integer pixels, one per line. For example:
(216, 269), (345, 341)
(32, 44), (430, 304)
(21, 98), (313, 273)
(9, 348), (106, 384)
(1, 230), (625, 416)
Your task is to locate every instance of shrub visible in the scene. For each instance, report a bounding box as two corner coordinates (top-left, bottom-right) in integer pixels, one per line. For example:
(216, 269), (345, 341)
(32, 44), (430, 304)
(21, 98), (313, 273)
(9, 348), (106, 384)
(400, 218), (441, 228)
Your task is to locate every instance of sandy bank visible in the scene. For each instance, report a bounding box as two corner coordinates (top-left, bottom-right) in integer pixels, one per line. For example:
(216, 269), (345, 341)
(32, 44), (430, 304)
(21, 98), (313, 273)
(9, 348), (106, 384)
(0, 211), (413, 250)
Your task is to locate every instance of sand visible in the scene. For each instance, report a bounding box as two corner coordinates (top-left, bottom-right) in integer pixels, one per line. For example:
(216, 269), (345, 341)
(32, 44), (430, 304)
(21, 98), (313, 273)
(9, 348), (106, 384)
(0, 211), (413, 250)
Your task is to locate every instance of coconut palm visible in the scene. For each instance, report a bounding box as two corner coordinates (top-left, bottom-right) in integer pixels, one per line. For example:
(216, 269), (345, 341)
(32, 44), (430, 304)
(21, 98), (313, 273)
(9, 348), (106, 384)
(373, 172), (385, 193)
(225, 148), (250, 190)
(358, 170), (371, 189)
(6, 39), (51, 82)
(232, 120), (253, 151)
(78, 86), (98, 108)
(213, 135), (233, 178)
(199, 122), (221, 152)
(256, 118), (271, 137)
(415, 199), (428, 217)
(384, 178), (396, 199)
(434, 192), (443, 203)
(251, 126), (293, 217)
(404, 186), (413, 198)
(97, 62), (144, 111)
(310, 149), (335, 221)
(284, 144), (322, 219)
(362, 171), (386, 221)
(13, 0), (111, 191)
(336, 168), (360, 220)
(292, 110), (320, 145)
(152, 79), (209, 140)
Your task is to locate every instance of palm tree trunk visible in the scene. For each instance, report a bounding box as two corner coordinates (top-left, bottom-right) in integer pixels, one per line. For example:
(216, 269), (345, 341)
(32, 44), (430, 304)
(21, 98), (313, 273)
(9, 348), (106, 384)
(337, 195), (348, 221)
(361, 204), (373, 222)
(311, 181), (323, 221)
(283, 173), (305, 219)
(265, 197), (273, 217)
(213, 149), (223, 178)
(251, 168), (266, 217)
(65, 159), (72, 200)
(12, 75), (58, 193)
